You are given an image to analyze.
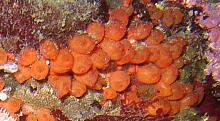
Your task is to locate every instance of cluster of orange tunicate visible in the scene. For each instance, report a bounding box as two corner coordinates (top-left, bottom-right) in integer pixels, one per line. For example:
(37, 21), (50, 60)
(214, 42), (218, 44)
(23, 106), (55, 121)
(0, 97), (55, 121)
(147, 4), (184, 27)
(0, 48), (7, 65)
(0, 0), (204, 118)
(0, 97), (22, 121)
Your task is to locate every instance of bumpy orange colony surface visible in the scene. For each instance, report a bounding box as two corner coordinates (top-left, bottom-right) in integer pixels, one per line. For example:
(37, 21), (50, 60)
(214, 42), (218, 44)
(0, 0), (206, 120)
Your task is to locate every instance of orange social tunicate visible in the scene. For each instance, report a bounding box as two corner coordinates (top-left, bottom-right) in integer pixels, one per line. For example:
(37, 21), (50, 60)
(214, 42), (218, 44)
(128, 65), (137, 74)
(121, 85), (140, 105)
(180, 92), (199, 110)
(147, 4), (157, 14)
(14, 65), (31, 83)
(103, 87), (117, 100)
(36, 108), (55, 121)
(6, 52), (15, 61)
(74, 68), (99, 87)
(50, 48), (73, 73)
(140, 0), (151, 4)
(130, 47), (150, 64)
(183, 83), (194, 94)
(0, 78), (4, 91)
(40, 40), (59, 60)
(31, 60), (49, 80)
(68, 34), (95, 54)
(148, 45), (160, 62)
(40, 41), (58, 59)
(169, 38), (187, 60)
(169, 101), (180, 115)
(91, 48), (110, 69)
(92, 82), (103, 91)
(0, 48), (7, 65)
(26, 114), (38, 121)
(167, 82), (186, 100)
(136, 64), (161, 84)
(154, 45), (173, 68)
(48, 75), (71, 98)
(127, 22), (153, 40)
(122, 0), (133, 7)
(169, 43), (182, 60)
(146, 98), (171, 116)
(87, 22), (105, 44)
(109, 8), (129, 25)
(70, 80), (87, 97)
(105, 20), (126, 41)
(72, 52), (92, 74)
(162, 8), (174, 27)
(121, 5), (134, 16)
(109, 71), (130, 92)
(22, 104), (35, 116)
(19, 47), (37, 66)
(173, 57), (187, 69)
(100, 39), (124, 60)
(150, 9), (163, 21)
(172, 8), (184, 24)
(195, 87), (205, 105)
(155, 82), (172, 97)
(160, 64), (178, 85)
(0, 97), (22, 114)
(145, 29), (164, 46)
(115, 39), (135, 65)
(90, 77), (106, 91)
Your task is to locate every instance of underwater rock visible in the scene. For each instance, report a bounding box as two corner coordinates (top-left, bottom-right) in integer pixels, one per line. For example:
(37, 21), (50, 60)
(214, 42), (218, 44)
(0, 0), (108, 52)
